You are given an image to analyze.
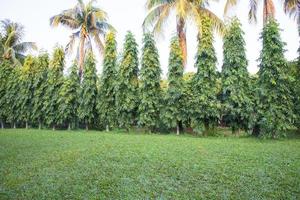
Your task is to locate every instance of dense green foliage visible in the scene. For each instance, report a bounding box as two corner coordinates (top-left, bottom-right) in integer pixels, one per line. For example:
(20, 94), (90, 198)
(32, 53), (49, 129)
(0, 129), (299, 199)
(257, 19), (295, 138)
(19, 56), (35, 128)
(98, 32), (118, 131)
(221, 18), (253, 134)
(191, 17), (220, 135)
(0, 17), (298, 137)
(58, 61), (80, 129)
(0, 60), (12, 128)
(116, 31), (139, 130)
(138, 33), (161, 131)
(162, 37), (184, 134)
(78, 52), (98, 130)
(43, 47), (65, 130)
(4, 66), (20, 128)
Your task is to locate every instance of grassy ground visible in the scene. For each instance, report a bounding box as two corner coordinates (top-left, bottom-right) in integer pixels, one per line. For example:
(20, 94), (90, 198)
(0, 129), (299, 199)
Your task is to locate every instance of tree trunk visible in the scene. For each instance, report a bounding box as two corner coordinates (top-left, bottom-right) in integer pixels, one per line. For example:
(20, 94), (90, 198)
(176, 17), (187, 67)
(176, 123), (180, 135)
(204, 122), (209, 137)
(38, 121), (42, 130)
(68, 123), (71, 131)
(106, 124), (109, 132)
(25, 121), (28, 129)
(86, 123), (89, 131)
(1, 120), (4, 129)
(52, 125), (56, 131)
(13, 122), (16, 129)
(78, 32), (86, 78)
(263, 0), (275, 25)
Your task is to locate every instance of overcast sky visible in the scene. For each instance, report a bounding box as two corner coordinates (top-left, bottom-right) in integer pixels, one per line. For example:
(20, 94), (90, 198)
(0, 0), (298, 76)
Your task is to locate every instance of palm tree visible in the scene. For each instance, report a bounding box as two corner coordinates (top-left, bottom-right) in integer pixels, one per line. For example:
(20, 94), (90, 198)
(143, 0), (223, 66)
(50, 0), (114, 76)
(224, 0), (275, 24)
(0, 19), (37, 65)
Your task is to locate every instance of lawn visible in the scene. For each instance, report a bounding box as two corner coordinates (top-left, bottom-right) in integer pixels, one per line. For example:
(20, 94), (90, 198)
(0, 129), (299, 199)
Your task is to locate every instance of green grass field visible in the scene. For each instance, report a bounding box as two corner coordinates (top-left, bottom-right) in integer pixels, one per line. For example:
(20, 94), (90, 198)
(0, 129), (299, 199)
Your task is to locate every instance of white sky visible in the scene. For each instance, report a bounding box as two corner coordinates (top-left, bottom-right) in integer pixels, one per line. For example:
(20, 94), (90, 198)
(0, 0), (298, 76)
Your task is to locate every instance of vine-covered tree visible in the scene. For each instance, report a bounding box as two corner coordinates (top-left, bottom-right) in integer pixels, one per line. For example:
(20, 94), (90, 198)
(5, 66), (20, 128)
(257, 19), (294, 138)
(43, 47), (65, 130)
(162, 37), (184, 135)
(58, 61), (80, 130)
(138, 33), (162, 131)
(191, 16), (220, 135)
(98, 32), (118, 131)
(78, 51), (98, 130)
(19, 55), (35, 128)
(116, 31), (139, 130)
(32, 52), (49, 129)
(221, 18), (253, 134)
(0, 60), (12, 128)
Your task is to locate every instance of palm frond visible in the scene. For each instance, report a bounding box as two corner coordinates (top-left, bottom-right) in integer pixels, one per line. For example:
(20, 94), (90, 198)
(224, 0), (238, 15)
(65, 31), (80, 56)
(13, 42), (37, 54)
(143, 3), (173, 32)
(249, 0), (258, 23)
(50, 14), (80, 29)
(146, 0), (175, 9)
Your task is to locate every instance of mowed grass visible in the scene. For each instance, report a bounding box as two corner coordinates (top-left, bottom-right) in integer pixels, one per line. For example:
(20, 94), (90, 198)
(0, 129), (299, 199)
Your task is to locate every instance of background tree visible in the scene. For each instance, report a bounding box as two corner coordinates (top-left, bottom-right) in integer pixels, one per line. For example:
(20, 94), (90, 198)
(32, 52), (49, 129)
(43, 47), (65, 130)
(143, 0), (223, 66)
(162, 37), (184, 135)
(0, 60), (12, 128)
(224, 0), (275, 24)
(221, 18), (253, 134)
(116, 31), (139, 130)
(97, 32), (117, 131)
(0, 19), (36, 65)
(138, 33), (162, 132)
(19, 55), (36, 128)
(58, 61), (80, 130)
(78, 51), (98, 130)
(50, 0), (114, 76)
(256, 19), (294, 138)
(191, 16), (220, 136)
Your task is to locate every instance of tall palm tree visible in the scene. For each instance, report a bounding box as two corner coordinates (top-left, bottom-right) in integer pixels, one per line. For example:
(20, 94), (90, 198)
(50, 0), (114, 76)
(143, 0), (223, 66)
(0, 19), (37, 65)
(224, 0), (275, 24)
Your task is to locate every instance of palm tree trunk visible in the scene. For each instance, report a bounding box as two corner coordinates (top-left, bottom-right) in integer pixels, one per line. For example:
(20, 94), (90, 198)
(176, 17), (187, 67)
(79, 32), (86, 78)
(263, 0), (275, 25)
